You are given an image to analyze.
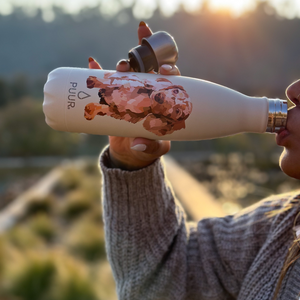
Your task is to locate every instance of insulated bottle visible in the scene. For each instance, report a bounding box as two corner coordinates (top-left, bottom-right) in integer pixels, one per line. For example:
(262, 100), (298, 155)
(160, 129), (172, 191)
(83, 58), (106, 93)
(43, 67), (287, 141)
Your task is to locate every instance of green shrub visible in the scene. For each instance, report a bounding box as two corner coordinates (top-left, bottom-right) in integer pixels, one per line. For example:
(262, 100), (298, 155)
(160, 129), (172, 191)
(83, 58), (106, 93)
(5, 227), (42, 250)
(0, 236), (5, 275)
(83, 204), (103, 225)
(54, 168), (82, 194)
(51, 274), (98, 300)
(6, 254), (56, 300)
(93, 261), (117, 300)
(50, 256), (99, 300)
(25, 195), (54, 217)
(60, 191), (93, 221)
(78, 178), (101, 203)
(28, 213), (56, 242)
(82, 162), (100, 175)
(66, 221), (106, 262)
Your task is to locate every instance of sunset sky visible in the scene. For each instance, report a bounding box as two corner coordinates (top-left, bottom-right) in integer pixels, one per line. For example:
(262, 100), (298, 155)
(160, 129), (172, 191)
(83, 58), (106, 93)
(1, 0), (300, 20)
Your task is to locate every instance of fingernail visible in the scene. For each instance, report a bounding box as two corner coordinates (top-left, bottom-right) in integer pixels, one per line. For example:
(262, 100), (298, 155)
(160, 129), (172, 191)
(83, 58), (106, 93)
(131, 144), (147, 152)
(139, 21), (147, 27)
(161, 64), (173, 71)
(89, 57), (94, 63)
(118, 59), (128, 65)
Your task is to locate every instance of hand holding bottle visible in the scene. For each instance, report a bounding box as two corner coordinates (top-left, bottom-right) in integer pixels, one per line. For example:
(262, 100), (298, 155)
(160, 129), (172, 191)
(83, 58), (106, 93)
(89, 22), (179, 170)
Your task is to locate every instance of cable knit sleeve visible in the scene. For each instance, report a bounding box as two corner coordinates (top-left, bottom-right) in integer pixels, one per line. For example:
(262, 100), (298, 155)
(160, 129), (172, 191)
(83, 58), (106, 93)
(99, 146), (291, 300)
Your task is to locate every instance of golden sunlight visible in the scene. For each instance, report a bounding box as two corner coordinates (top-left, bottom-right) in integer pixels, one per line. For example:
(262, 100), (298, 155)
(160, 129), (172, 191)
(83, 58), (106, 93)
(208, 0), (256, 17)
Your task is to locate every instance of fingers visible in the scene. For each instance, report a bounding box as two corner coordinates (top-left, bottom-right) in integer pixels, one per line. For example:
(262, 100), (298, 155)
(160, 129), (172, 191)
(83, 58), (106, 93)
(116, 61), (181, 75)
(89, 21), (152, 72)
(116, 59), (131, 72)
(89, 57), (102, 69)
(159, 64), (181, 76)
(108, 136), (171, 170)
(115, 21), (153, 73)
(138, 21), (153, 45)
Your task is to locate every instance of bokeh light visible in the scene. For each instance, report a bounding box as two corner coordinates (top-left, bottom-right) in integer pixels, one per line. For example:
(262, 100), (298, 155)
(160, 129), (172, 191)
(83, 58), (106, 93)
(1, 0), (300, 19)
(208, 0), (256, 17)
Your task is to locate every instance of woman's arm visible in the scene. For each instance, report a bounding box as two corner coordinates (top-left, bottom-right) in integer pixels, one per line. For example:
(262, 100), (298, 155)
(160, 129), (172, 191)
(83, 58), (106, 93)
(94, 22), (286, 300)
(100, 146), (282, 300)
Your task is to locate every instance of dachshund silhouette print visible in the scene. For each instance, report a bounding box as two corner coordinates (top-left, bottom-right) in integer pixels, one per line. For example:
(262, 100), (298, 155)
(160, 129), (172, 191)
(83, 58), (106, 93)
(84, 72), (192, 136)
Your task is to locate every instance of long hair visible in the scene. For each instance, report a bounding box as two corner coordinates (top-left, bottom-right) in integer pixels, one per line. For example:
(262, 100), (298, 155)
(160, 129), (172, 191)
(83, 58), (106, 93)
(272, 210), (300, 299)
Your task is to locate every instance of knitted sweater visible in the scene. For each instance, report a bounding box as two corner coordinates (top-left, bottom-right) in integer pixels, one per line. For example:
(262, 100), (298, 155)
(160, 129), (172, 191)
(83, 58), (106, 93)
(100, 147), (300, 300)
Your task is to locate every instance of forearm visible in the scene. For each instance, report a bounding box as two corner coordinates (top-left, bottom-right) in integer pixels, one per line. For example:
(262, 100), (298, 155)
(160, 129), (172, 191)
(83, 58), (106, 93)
(99, 147), (277, 300)
(100, 147), (188, 299)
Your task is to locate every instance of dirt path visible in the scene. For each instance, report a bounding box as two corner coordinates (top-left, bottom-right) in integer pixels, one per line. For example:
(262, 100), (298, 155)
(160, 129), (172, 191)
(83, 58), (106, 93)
(164, 155), (225, 220)
(0, 165), (64, 232)
(0, 156), (224, 232)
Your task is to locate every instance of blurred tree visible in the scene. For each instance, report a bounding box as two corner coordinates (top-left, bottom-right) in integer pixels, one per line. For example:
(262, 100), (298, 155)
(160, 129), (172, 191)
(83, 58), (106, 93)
(10, 74), (30, 101)
(0, 99), (81, 156)
(0, 78), (11, 107)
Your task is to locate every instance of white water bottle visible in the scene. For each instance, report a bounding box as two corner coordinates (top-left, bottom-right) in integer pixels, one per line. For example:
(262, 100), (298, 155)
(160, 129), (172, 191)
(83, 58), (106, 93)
(43, 67), (287, 141)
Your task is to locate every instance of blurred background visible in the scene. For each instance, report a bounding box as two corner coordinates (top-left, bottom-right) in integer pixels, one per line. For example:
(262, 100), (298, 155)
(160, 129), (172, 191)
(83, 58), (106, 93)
(1, 0), (300, 299)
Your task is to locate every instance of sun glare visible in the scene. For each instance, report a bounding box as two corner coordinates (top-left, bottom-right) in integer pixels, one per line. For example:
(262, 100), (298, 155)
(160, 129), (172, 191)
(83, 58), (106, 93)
(208, 0), (256, 17)
(1, 0), (300, 19)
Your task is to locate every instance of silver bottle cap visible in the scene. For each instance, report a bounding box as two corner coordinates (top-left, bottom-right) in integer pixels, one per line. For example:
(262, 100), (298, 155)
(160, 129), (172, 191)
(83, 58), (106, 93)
(128, 31), (178, 73)
(266, 99), (288, 133)
(143, 31), (178, 69)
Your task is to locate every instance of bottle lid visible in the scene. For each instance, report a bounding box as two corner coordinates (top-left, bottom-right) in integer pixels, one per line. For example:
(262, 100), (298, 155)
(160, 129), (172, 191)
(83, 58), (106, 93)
(266, 99), (288, 133)
(128, 31), (178, 73)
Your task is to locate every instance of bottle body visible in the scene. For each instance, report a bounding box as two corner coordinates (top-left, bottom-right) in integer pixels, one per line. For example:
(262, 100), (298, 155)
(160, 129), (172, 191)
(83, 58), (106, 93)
(43, 67), (287, 141)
